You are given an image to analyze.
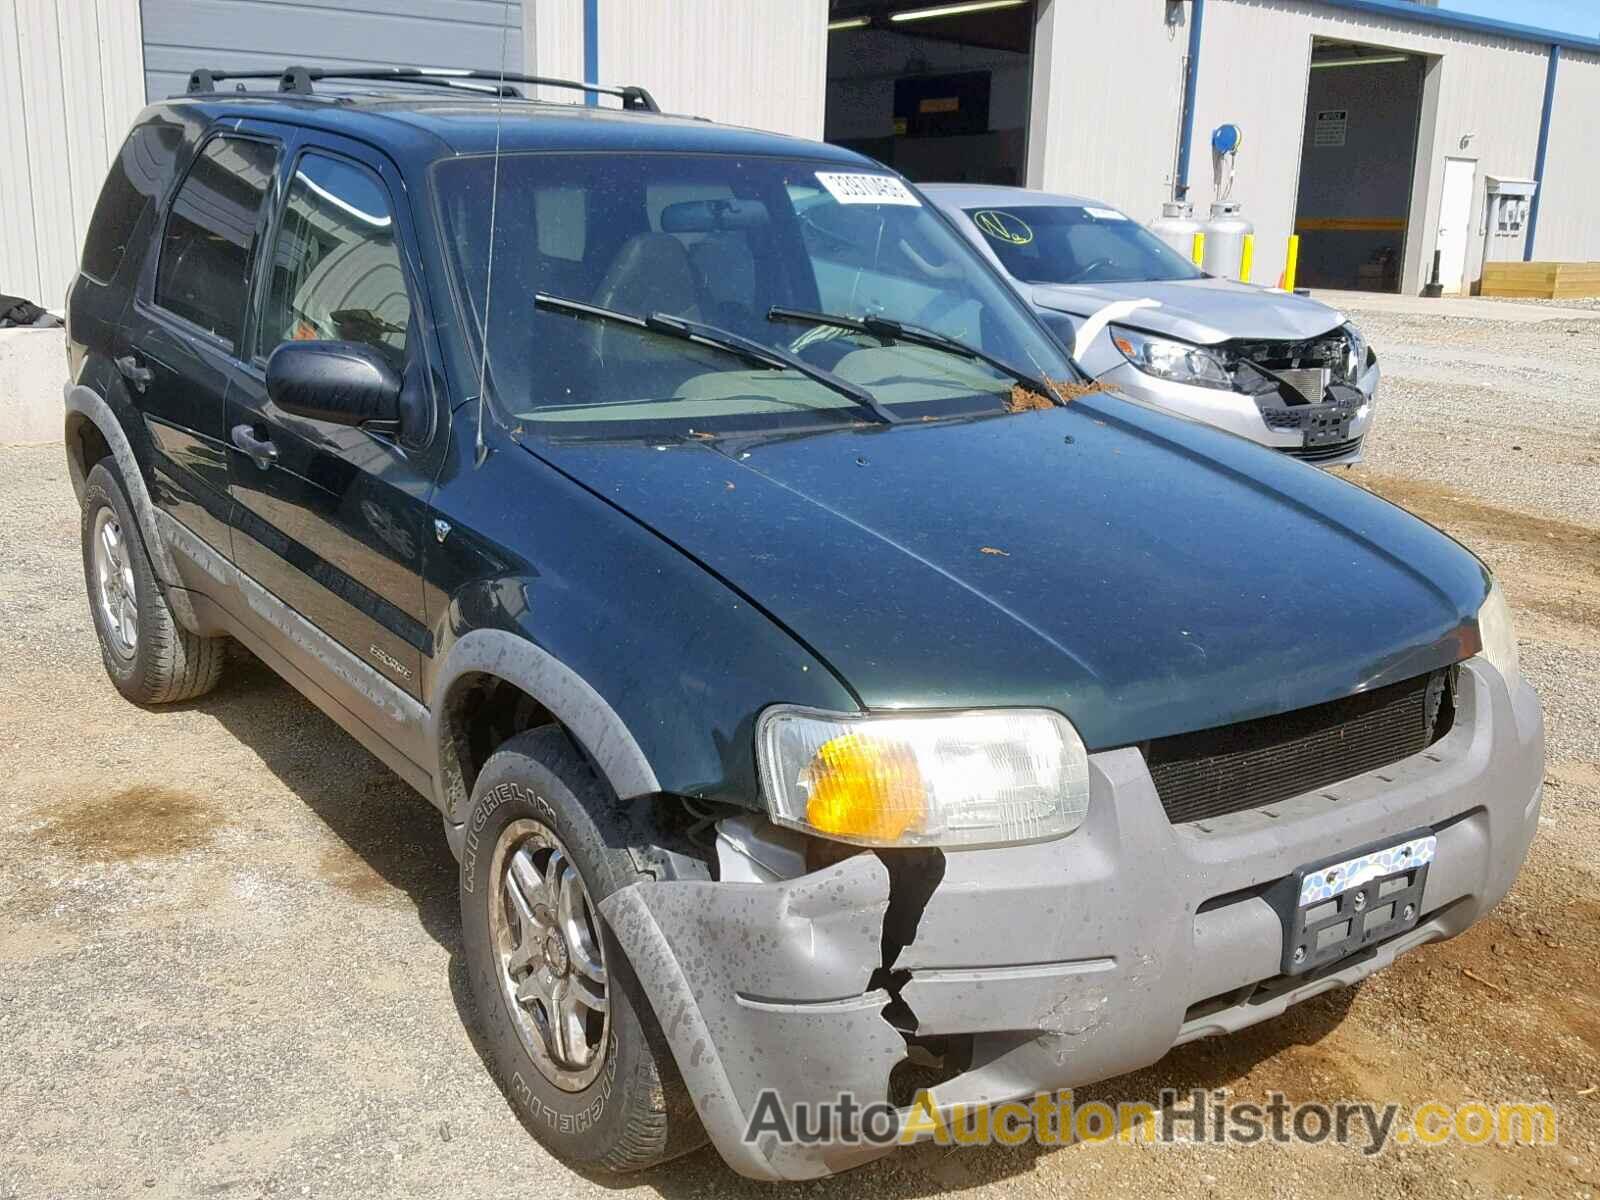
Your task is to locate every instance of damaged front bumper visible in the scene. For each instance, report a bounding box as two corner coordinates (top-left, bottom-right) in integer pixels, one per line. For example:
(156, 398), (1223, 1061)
(600, 659), (1542, 1180)
(1094, 353), (1379, 467)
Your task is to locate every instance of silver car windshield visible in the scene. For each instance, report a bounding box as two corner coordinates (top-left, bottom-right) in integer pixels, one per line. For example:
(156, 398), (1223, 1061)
(964, 204), (1205, 286)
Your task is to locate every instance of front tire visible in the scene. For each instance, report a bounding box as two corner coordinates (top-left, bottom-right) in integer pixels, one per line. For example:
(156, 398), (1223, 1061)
(80, 461), (226, 704)
(459, 728), (703, 1171)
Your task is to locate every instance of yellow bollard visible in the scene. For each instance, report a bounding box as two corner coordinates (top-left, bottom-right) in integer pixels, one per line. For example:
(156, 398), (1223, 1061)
(1191, 231), (1205, 267)
(1239, 234), (1254, 283)
(1283, 235), (1300, 291)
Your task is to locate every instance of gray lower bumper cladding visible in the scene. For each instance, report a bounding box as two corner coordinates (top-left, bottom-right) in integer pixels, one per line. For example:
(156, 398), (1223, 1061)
(600, 855), (906, 1180)
(605, 661), (1543, 1180)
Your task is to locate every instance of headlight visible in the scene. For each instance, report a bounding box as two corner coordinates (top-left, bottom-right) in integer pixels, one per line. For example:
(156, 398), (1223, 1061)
(756, 707), (1090, 848)
(1341, 322), (1370, 382)
(1109, 325), (1232, 390)
(1477, 579), (1521, 692)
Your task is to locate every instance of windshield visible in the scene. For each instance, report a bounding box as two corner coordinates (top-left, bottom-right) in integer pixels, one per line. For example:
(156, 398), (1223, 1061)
(963, 204), (1204, 285)
(434, 152), (1073, 434)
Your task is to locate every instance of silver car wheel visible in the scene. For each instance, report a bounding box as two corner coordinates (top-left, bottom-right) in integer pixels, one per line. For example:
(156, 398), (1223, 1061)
(92, 506), (138, 658)
(488, 818), (610, 1091)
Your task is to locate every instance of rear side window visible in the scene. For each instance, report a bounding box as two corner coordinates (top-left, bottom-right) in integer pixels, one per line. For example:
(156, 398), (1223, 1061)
(155, 135), (279, 349)
(81, 121), (185, 283)
(259, 151), (411, 367)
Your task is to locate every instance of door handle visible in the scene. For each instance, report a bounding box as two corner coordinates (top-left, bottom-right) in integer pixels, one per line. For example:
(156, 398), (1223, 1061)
(231, 423), (278, 470)
(115, 354), (153, 392)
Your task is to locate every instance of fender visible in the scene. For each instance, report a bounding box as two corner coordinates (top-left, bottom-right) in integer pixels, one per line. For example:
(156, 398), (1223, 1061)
(430, 627), (661, 845)
(63, 381), (200, 632)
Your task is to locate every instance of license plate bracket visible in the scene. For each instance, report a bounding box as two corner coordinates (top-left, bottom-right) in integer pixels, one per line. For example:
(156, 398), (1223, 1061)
(1269, 830), (1435, 976)
(1303, 410), (1353, 446)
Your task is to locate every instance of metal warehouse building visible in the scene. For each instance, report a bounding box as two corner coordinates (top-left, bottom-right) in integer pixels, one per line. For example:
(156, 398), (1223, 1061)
(3, 0), (1598, 304)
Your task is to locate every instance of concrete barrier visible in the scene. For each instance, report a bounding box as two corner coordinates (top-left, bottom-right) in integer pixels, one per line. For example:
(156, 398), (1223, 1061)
(0, 327), (66, 445)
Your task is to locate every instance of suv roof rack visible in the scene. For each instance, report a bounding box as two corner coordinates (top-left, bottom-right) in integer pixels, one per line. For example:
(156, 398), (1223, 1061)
(184, 65), (660, 112)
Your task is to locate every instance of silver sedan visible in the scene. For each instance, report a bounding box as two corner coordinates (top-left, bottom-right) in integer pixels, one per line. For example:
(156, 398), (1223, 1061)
(924, 183), (1379, 467)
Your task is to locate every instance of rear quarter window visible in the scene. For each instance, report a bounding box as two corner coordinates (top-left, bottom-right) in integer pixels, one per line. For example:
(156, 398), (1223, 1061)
(80, 121), (185, 284)
(154, 135), (279, 349)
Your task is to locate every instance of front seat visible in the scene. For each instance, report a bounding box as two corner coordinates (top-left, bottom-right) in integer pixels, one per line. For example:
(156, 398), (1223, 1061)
(588, 233), (704, 385)
(689, 233), (759, 336)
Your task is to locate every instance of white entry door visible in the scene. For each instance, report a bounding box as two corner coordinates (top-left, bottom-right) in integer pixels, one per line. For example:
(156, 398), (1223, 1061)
(1436, 158), (1477, 294)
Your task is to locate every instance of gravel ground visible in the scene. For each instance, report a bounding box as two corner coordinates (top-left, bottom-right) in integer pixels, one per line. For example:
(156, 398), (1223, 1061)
(2, 307), (1598, 1200)
(1480, 295), (1600, 313)
(1350, 309), (1600, 526)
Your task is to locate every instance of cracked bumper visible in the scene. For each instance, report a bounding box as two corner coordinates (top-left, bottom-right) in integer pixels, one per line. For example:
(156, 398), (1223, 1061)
(1094, 357), (1380, 466)
(601, 660), (1542, 1180)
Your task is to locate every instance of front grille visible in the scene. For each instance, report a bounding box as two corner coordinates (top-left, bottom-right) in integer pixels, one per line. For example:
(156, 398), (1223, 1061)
(1145, 670), (1452, 825)
(1286, 435), (1363, 463)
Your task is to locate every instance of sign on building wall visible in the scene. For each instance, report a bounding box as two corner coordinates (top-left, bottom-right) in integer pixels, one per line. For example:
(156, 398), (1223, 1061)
(1314, 109), (1349, 147)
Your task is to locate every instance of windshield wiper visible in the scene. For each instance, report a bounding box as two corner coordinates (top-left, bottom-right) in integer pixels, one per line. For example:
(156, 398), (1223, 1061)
(768, 306), (1061, 402)
(533, 293), (896, 425)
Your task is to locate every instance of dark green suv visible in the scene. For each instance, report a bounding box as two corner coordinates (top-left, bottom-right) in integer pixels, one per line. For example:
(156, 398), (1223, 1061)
(64, 66), (1542, 1180)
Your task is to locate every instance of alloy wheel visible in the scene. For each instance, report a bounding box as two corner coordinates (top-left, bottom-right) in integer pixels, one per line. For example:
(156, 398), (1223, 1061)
(487, 818), (611, 1090)
(92, 506), (138, 658)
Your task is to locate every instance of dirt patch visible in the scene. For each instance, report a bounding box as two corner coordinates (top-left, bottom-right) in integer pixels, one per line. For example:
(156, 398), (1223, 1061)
(1350, 469), (1600, 646)
(1349, 470), (1600, 576)
(317, 843), (397, 904)
(1385, 904), (1600, 1084)
(38, 784), (218, 861)
(1005, 377), (1107, 412)
(1005, 383), (1056, 412)
(1049, 378), (1110, 402)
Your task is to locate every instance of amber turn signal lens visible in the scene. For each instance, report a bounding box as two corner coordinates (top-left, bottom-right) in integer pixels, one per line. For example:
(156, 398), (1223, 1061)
(802, 733), (927, 841)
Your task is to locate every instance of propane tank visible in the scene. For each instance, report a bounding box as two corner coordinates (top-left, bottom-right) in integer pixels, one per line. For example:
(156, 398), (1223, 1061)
(1201, 201), (1254, 281)
(1150, 201), (1203, 259)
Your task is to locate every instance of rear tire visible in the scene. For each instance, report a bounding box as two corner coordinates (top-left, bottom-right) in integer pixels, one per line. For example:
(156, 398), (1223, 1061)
(81, 461), (226, 705)
(459, 727), (704, 1172)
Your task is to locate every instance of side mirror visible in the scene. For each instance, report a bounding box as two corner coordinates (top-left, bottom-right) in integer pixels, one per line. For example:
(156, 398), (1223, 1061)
(266, 340), (402, 432)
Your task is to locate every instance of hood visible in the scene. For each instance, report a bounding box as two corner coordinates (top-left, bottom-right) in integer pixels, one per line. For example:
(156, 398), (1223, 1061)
(528, 401), (1486, 750)
(1031, 277), (1346, 344)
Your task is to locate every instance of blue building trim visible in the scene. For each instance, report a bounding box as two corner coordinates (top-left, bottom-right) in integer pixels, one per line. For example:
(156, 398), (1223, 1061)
(1313, 0), (1600, 56)
(583, 0), (599, 106)
(1525, 44), (1561, 261)
(1174, 0), (1206, 201)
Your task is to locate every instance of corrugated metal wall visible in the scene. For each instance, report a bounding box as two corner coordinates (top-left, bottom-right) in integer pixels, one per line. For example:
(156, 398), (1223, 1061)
(1027, 0), (1188, 216)
(1191, 0), (1551, 294)
(1029, 0), (1597, 293)
(5, 0), (1594, 309)
(528, 0), (827, 138)
(525, 0), (585, 102)
(0, 0), (145, 308)
(600, 0), (825, 137)
(1533, 48), (1600, 264)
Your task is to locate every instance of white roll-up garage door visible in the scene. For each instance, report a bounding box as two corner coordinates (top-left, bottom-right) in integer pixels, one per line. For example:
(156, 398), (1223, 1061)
(140, 0), (525, 102)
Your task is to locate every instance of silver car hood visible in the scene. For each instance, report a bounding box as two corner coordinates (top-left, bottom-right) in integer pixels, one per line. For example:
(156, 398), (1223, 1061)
(1030, 277), (1346, 345)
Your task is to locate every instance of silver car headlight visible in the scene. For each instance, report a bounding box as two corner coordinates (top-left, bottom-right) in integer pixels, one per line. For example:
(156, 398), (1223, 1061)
(756, 706), (1090, 848)
(1341, 321), (1370, 382)
(1477, 579), (1520, 693)
(1109, 325), (1232, 390)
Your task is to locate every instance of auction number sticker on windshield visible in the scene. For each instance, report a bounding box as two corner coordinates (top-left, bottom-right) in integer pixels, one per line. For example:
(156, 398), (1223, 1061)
(1084, 206), (1128, 221)
(815, 172), (921, 206)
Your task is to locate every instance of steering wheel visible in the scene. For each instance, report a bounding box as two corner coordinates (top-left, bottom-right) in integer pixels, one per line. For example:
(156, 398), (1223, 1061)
(1070, 258), (1118, 283)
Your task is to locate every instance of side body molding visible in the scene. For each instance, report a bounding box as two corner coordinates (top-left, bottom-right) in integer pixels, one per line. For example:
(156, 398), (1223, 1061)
(431, 628), (661, 839)
(63, 382), (199, 631)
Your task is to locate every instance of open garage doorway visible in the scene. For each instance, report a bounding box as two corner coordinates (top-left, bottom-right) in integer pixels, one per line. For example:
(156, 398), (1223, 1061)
(1292, 39), (1426, 292)
(824, 0), (1036, 185)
